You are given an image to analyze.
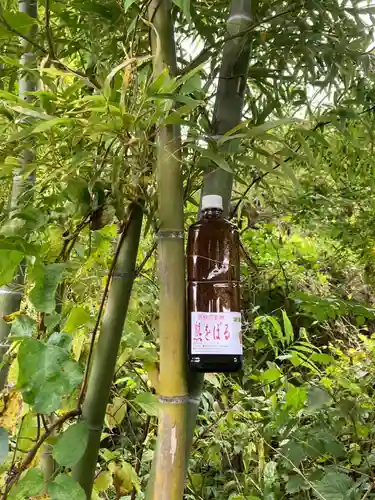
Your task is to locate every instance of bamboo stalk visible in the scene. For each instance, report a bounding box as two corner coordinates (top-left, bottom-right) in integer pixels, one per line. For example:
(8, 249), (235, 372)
(0, 0), (38, 390)
(72, 203), (143, 498)
(186, 0), (253, 470)
(145, 1), (188, 499)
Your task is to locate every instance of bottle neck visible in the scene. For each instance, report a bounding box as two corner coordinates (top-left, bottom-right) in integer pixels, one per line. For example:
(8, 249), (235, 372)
(201, 208), (224, 218)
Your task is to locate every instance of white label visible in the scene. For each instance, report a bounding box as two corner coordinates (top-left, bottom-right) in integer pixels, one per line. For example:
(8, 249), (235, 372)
(191, 312), (242, 355)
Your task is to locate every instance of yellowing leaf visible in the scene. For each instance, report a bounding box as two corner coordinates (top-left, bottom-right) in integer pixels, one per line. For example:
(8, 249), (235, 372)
(0, 391), (23, 433)
(109, 462), (140, 496)
(105, 397), (127, 430)
(94, 471), (112, 492)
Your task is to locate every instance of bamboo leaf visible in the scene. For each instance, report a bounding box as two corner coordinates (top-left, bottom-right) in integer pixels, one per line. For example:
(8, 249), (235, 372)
(282, 310), (294, 344)
(33, 117), (74, 133)
(53, 422), (89, 468)
(124, 0), (137, 12)
(194, 146), (233, 173)
(48, 474), (86, 500)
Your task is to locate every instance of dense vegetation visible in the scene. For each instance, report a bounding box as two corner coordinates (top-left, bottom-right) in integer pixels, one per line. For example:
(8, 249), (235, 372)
(1, 0), (375, 499)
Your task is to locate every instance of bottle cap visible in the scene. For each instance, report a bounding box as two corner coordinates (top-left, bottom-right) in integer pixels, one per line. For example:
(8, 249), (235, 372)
(201, 195), (223, 211)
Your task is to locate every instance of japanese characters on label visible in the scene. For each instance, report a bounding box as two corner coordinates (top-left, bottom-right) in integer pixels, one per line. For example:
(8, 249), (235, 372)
(191, 312), (242, 355)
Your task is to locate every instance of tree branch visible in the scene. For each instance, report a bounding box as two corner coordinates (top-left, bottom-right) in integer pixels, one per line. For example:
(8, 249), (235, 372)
(44, 0), (55, 59)
(2, 409), (81, 499)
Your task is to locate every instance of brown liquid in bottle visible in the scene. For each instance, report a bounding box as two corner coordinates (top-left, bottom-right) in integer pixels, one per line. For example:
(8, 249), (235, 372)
(187, 195), (242, 372)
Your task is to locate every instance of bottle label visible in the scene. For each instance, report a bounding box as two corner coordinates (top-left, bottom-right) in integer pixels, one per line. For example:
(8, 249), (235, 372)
(191, 312), (242, 355)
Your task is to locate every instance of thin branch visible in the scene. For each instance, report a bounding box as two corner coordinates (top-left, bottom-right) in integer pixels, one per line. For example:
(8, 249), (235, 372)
(135, 240), (157, 276)
(45, 0), (55, 59)
(2, 409), (80, 499)
(0, 13), (47, 54)
(77, 205), (136, 407)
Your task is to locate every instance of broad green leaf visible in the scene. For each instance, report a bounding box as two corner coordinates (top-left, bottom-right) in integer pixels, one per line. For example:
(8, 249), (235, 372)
(63, 307), (91, 334)
(10, 315), (36, 339)
(307, 387), (332, 412)
(134, 392), (159, 416)
(285, 385), (307, 410)
(311, 353), (334, 365)
(9, 468), (44, 500)
(194, 146), (233, 173)
(0, 428), (8, 464)
(260, 366), (282, 384)
(263, 461), (277, 487)
(312, 471), (354, 500)
(108, 461), (140, 493)
(53, 422), (89, 467)
(17, 338), (82, 413)
(30, 263), (64, 313)
(286, 474), (308, 494)
(48, 474), (86, 500)
(282, 310), (294, 344)
(94, 471), (112, 492)
(0, 249), (23, 286)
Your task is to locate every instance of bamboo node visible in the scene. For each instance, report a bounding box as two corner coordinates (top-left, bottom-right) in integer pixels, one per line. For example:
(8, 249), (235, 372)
(159, 395), (200, 405)
(111, 270), (135, 280)
(157, 230), (184, 240)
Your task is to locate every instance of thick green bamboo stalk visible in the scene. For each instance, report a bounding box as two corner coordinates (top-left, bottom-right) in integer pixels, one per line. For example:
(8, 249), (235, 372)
(0, 0), (38, 390)
(186, 0), (253, 467)
(145, 2), (188, 499)
(72, 203), (143, 498)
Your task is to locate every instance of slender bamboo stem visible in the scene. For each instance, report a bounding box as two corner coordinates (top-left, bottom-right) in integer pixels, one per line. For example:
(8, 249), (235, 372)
(72, 203), (143, 498)
(0, 0), (38, 390)
(187, 0), (253, 470)
(145, 2), (188, 499)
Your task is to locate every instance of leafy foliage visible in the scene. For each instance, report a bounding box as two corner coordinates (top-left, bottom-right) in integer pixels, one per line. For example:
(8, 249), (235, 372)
(0, 0), (375, 499)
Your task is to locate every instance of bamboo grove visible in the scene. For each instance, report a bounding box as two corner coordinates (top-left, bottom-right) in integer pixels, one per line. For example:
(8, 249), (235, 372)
(0, 0), (374, 499)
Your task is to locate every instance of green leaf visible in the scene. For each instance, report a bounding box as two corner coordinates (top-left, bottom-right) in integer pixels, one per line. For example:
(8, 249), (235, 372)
(53, 422), (89, 468)
(124, 0), (137, 12)
(312, 471), (354, 500)
(0, 428), (8, 464)
(10, 315), (36, 339)
(286, 474), (308, 494)
(263, 461), (277, 487)
(63, 307), (91, 334)
(134, 392), (159, 416)
(48, 473), (86, 500)
(32, 117), (74, 133)
(311, 353), (334, 365)
(172, 0), (191, 22)
(285, 385), (307, 410)
(307, 387), (332, 412)
(30, 263), (64, 313)
(17, 338), (82, 413)
(1, 11), (37, 37)
(9, 468), (44, 500)
(194, 146), (233, 173)
(282, 310), (294, 344)
(0, 249), (23, 286)
(266, 316), (284, 345)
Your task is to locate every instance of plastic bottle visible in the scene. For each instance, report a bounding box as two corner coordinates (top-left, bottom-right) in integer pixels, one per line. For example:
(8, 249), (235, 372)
(187, 194), (242, 372)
